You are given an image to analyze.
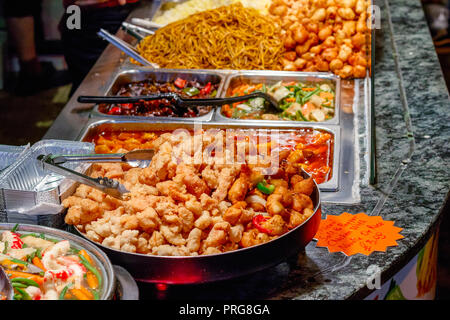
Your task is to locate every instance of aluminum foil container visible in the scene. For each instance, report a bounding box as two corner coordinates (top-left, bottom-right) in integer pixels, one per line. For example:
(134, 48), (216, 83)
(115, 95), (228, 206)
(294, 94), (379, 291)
(0, 144), (29, 172)
(0, 140), (95, 226)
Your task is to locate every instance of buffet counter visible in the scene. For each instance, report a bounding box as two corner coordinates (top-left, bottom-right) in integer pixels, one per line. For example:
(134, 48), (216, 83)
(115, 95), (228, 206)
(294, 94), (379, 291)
(40, 0), (449, 300)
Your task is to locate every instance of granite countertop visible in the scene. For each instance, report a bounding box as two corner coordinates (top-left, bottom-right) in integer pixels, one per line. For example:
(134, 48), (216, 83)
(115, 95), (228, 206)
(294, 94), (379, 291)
(268, 0), (449, 299)
(42, 0), (449, 300)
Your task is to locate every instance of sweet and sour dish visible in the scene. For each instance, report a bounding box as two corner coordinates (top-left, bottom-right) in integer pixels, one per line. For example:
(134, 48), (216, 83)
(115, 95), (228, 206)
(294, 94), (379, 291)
(63, 129), (329, 257)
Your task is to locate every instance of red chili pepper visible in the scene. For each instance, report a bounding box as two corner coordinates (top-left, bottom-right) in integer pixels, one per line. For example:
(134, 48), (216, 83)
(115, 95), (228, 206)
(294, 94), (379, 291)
(10, 232), (23, 249)
(174, 78), (187, 89)
(48, 269), (74, 281)
(108, 106), (122, 115)
(252, 215), (272, 235)
(200, 82), (212, 95)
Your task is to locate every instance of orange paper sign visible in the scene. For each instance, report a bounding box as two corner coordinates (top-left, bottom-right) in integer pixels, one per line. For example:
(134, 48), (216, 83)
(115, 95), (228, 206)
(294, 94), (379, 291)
(315, 212), (404, 256)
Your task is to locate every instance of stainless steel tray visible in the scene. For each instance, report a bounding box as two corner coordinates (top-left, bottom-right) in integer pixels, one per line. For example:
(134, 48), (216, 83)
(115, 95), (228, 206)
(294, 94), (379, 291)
(214, 70), (341, 126)
(90, 68), (228, 122)
(76, 119), (340, 192)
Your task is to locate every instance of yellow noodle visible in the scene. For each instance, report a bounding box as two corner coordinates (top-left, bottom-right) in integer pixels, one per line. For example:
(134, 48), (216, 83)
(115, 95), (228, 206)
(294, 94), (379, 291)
(135, 3), (284, 70)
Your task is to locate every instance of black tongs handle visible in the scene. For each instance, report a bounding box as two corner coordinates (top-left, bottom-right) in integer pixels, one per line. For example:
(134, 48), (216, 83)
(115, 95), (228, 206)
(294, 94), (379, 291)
(77, 92), (279, 109)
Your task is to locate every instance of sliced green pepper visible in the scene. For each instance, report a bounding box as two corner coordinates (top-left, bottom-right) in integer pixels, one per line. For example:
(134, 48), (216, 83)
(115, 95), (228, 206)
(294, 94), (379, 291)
(295, 110), (308, 122)
(11, 223), (19, 233)
(9, 258), (28, 266)
(12, 282), (28, 289)
(11, 277), (40, 288)
(15, 287), (31, 300)
(59, 283), (72, 300)
(256, 180), (275, 195)
(183, 87), (200, 97)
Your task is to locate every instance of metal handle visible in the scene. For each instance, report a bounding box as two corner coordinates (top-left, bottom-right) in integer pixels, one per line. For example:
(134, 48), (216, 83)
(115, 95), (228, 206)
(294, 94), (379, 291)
(97, 28), (159, 69)
(77, 93), (178, 104)
(38, 155), (128, 199)
(46, 153), (126, 165)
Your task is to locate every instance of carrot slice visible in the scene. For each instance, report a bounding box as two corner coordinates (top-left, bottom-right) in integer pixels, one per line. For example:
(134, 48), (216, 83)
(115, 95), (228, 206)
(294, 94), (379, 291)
(32, 257), (46, 272)
(79, 250), (93, 265)
(70, 288), (91, 300)
(5, 270), (44, 286)
(86, 271), (99, 290)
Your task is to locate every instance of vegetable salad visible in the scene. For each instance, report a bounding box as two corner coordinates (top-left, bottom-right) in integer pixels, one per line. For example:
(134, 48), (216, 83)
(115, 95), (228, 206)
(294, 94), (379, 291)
(0, 224), (102, 300)
(222, 81), (335, 122)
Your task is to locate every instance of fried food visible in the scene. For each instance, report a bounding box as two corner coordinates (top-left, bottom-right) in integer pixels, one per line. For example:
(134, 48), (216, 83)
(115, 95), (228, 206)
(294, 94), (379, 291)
(65, 130), (319, 256)
(270, 0), (371, 78)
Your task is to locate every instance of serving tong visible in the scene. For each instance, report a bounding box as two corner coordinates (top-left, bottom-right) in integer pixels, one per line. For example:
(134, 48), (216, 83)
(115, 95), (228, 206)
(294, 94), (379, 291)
(97, 28), (159, 68)
(37, 149), (155, 200)
(78, 91), (281, 112)
(0, 267), (13, 300)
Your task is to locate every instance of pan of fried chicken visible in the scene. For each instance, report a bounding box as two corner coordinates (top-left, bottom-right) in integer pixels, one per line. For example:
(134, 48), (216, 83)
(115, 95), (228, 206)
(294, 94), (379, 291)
(62, 129), (322, 283)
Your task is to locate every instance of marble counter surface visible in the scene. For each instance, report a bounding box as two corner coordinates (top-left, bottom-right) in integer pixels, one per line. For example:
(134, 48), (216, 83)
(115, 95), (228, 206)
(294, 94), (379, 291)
(269, 0), (450, 299)
(41, 0), (449, 299)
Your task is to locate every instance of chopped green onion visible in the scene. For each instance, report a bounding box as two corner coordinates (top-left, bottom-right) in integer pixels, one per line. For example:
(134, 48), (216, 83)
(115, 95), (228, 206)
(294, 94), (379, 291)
(11, 223), (19, 233)
(11, 278), (39, 288)
(3, 241), (8, 254)
(36, 248), (42, 259)
(14, 287), (31, 300)
(9, 258), (28, 266)
(78, 254), (102, 288)
(92, 290), (100, 300)
(296, 110), (308, 122)
(59, 283), (72, 300)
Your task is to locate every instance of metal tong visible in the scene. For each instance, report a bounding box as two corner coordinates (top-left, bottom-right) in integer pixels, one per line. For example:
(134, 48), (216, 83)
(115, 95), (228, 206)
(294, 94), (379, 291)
(97, 28), (159, 69)
(77, 91), (281, 111)
(121, 21), (154, 40)
(37, 149), (155, 200)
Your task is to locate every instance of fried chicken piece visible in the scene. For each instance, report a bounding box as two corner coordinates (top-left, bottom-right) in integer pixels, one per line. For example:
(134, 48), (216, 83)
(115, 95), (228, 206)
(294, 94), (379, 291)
(148, 231), (165, 248)
(203, 221), (230, 248)
(64, 198), (103, 225)
(136, 207), (160, 233)
(292, 193), (314, 212)
(223, 201), (247, 225)
(228, 175), (249, 204)
(186, 228), (202, 253)
(260, 215), (288, 236)
(293, 177), (315, 196)
(202, 247), (222, 255)
(160, 225), (186, 246)
(229, 224), (244, 243)
(194, 211), (212, 230)
(178, 207), (195, 233)
(240, 229), (272, 248)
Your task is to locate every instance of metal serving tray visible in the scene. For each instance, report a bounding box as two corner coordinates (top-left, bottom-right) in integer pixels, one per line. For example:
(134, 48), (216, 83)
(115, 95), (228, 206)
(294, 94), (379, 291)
(0, 140), (94, 215)
(90, 68), (228, 122)
(215, 70), (341, 126)
(76, 119), (340, 192)
(0, 144), (29, 172)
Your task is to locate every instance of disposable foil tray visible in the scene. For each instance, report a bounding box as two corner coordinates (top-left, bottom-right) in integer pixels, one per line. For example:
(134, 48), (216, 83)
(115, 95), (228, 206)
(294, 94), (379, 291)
(0, 140), (95, 226)
(0, 144), (29, 172)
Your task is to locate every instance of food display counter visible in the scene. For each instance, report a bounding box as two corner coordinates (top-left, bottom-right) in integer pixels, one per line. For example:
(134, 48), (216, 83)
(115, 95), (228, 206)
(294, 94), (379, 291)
(0, 0), (448, 301)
